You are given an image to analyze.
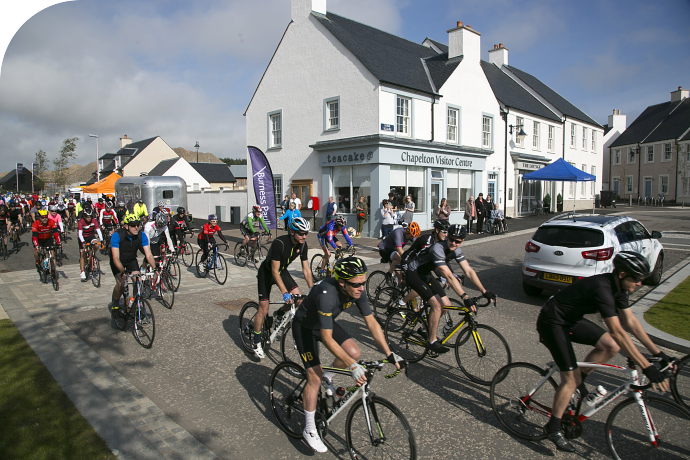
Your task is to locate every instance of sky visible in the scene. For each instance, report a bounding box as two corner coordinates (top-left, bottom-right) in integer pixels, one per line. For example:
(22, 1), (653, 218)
(1, 0), (689, 174)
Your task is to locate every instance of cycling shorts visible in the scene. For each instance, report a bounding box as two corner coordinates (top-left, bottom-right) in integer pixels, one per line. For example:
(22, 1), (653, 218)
(36, 238), (55, 249)
(379, 248), (394, 264)
(110, 258), (140, 277)
(536, 316), (606, 372)
(240, 225), (257, 237)
(404, 269), (446, 302)
(0, 223), (6, 233)
(257, 266), (298, 302)
(318, 235), (339, 249)
(291, 320), (351, 369)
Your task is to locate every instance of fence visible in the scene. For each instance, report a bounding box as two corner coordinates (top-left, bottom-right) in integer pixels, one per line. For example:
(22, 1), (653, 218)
(187, 189), (248, 223)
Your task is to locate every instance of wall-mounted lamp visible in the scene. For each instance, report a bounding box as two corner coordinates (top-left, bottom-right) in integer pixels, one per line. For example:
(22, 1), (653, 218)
(509, 124), (527, 143)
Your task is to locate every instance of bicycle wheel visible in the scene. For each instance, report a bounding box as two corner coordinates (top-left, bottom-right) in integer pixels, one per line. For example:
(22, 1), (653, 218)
(158, 272), (174, 309)
(110, 302), (127, 331)
(181, 242), (194, 267)
(373, 287), (405, 322)
(39, 264), (47, 284)
(454, 324), (512, 385)
(345, 395), (417, 460)
(238, 301), (262, 352)
(366, 270), (388, 303)
(196, 249), (209, 277)
(280, 323), (303, 367)
(141, 278), (153, 299)
(310, 254), (326, 281)
(269, 361), (307, 438)
(384, 308), (428, 363)
(606, 393), (690, 460)
(91, 257), (101, 288)
(490, 362), (557, 441)
(233, 243), (247, 267)
(50, 258), (59, 291)
(672, 354), (690, 411)
(1, 241), (6, 260)
(214, 253), (228, 285)
(132, 298), (155, 349)
(55, 246), (63, 266)
(167, 260), (182, 291)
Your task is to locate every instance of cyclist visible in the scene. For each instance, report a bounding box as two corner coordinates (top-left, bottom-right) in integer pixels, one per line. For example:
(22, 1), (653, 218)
(110, 214), (157, 315)
(377, 221), (418, 281)
(57, 202), (69, 223)
(0, 205), (9, 251)
(251, 216), (313, 359)
(536, 251), (671, 453)
(78, 208), (103, 281)
(240, 205), (271, 261)
(93, 197), (105, 216)
(316, 215), (353, 275)
(169, 207), (194, 252)
(99, 201), (119, 239)
(133, 198), (148, 224)
(292, 257), (404, 453)
(32, 209), (61, 271)
(28, 201), (43, 224)
(66, 196), (76, 222)
(115, 202), (128, 227)
(402, 224), (494, 354)
(142, 212), (175, 270)
(197, 214), (229, 269)
(47, 204), (65, 241)
(8, 200), (23, 243)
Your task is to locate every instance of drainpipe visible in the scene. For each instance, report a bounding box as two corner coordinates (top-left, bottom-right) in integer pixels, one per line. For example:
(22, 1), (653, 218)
(637, 142), (642, 202)
(502, 109), (509, 215)
(430, 97), (435, 142)
(561, 117), (566, 212)
(675, 139), (680, 203)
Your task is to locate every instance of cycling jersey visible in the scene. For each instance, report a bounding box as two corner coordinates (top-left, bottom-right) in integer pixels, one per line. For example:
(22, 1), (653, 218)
(170, 213), (191, 230)
(260, 234), (308, 275)
(110, 227), (149, 275)
(241, 212), (269, 234)
(0, 214), (7, 230)
(93, 203), (105, 215)
(143, 221), (173, 257)
(8, 208), (22, 223)
(116, 208), (127, 223)
(78, 217), (102, 243)
(404, 239), (465, 275)
(31, 219), (60, 248)
(133, 203), (148, 219)
(317, 220), (353, 249)
(400, 233), (435, 266)
(100, 209), (118, 226)
(47, 212), (64, 233)
(377, 227), (412, 252)
(198, 223), (226, 242)
(294, 277), (372, 331)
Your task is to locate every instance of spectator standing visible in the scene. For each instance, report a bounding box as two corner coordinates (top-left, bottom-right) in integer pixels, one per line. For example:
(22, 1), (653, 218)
(402, 195), (415, 224)
(355, 196), (368, 237)
(326, 196), (337, 222)
(279, 202), (301, 227)
(464, 196), (476, 234)
(436, 198), (450, 222)
(476, 193), (486, 234)
(387, 192), (399, 212)
(380, 199), (395, 238)
(484, 194), (494, 231)
(289, 192), (301, 211)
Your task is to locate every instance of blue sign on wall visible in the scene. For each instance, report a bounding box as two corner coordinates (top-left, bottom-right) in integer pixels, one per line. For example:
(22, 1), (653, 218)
(381, 123), (394, 132)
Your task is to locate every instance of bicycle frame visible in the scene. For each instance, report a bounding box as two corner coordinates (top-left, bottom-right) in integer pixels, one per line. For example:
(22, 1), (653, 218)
(268, 302), (296, 345)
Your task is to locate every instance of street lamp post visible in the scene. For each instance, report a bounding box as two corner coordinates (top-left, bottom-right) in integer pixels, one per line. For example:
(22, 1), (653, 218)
(195, 142), (200, 163)
(89, 134), (99, 181)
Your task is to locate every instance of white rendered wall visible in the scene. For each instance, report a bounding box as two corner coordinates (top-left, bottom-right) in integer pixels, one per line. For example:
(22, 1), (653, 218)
(164, 159), (210, 191)
(187, 190), (248, 223)
(122, 137), (179, 177)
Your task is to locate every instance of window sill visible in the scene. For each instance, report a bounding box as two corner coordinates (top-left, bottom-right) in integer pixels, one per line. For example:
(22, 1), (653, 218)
(324, 128), (340, 133)
(267, 146), (282, 151)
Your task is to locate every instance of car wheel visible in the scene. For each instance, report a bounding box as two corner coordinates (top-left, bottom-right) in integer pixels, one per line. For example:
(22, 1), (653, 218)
(645, 254), (663, 286)
(522, 281), (543, 296)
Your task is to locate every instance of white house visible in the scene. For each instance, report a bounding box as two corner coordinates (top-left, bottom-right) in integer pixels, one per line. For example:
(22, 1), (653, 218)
(148, 157), (211, 191)
(601, 110), (627, 192)
(98, 135), (179, 179)
(245, 0), (603, 236)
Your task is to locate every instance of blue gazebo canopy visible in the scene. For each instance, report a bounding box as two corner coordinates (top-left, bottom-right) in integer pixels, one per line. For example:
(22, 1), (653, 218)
(522, 158), (596, 182)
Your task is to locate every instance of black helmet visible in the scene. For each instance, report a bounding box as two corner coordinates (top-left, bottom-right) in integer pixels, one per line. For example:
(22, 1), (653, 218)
(448, 224), (467, 240)
(333, 257), (367, 280)
(433, 219), (450, 231)
(613, 251), (650, 279)
(82, 208), (94, 217)
(177, 207), (185, 214)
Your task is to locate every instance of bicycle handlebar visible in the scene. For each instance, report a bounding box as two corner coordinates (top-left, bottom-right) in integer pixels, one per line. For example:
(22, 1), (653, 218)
(268, 293), (306, 305)
(629, 357), (678, 391)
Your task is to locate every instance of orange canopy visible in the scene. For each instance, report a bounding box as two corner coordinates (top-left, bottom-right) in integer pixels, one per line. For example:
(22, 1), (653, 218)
(82, 172), (121, 194)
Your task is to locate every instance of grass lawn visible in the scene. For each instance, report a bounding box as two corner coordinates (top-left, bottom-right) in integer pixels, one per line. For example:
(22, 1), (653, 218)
(0, 319), (117, 460)
(644, 276), (690, 341)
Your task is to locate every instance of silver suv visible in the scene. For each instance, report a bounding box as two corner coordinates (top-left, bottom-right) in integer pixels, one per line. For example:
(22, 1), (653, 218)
(522, 214), (664, 296)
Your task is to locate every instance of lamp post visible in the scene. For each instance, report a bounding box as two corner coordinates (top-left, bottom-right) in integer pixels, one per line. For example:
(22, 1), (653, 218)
(508, 125), (527, 143)
(195, 142), (200, 163)
(89, 134), (99, 181)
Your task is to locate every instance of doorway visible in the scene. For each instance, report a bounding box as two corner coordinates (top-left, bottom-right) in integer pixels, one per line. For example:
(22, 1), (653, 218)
(644, 178), (652, 200)
(431, 182), (441, 224)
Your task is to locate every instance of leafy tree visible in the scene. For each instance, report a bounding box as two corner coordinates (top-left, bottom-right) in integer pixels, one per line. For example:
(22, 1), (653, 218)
(33, 148), (49, 192)
(52, 137), (79, 189)
(219, 157), (247, 166)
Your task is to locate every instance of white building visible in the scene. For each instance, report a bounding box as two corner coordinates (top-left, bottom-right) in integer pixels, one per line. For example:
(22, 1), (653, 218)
(245, 0), (603, 236)
(601, 110), (627, 191)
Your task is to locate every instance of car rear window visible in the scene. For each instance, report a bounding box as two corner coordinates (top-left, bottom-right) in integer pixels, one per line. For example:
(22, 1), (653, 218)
(532, 226), (605, 248)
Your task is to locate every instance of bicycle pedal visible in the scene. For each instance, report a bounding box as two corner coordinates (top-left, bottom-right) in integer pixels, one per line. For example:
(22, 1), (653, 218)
(428, 351), (439, 358)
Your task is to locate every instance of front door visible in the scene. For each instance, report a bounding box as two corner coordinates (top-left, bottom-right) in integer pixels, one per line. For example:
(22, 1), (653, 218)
(431, 182), (441, 222)
(644, 178), (652, 199)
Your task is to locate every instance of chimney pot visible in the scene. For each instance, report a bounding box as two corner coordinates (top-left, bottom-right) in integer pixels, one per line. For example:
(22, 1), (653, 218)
(618, 109), (620, 115)
(680, 86), (683, 91)
(494, 44), (498, 49)
(467, 25), (471, 29)
(457, 21), (462, 27)
(613, 109), (616, 115)
(124, 134), (127, 138)
(499, 43), (503, 48)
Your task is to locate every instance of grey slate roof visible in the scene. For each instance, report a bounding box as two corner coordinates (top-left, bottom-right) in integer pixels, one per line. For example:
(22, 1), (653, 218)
(148, 158), (179, 177)
(425, 38), (448, 54)
(481, 61), (561, 122)
(189, 163), (236, 183)
(505, 65), (601, 127)
(229, 165), (247, 179)
(314, 12), (437, 95)
(115, 136), (157, 156)
(644, 98), (690, 143)
(603, 124), (612, 136)
(610, 101), (681, 148)
(424, 53), (460, 92)
(99, 153), (115, 160)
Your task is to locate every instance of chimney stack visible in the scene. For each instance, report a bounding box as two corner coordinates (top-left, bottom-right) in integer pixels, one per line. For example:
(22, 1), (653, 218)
(120, 134), (132, 149)
(488, 42), (508, 67)
(608, 109), (627, 133)
(671, 86), (689, 102)
(292, 0), (326, 21)
(447, 20), (481, 61)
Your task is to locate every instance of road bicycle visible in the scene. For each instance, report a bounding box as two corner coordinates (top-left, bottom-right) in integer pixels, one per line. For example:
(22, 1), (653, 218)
(196, 242), (228, 284)
(269, 359), (417, 459)
(157, 246), (181, 292)
(238, 294), (305, 360)
(0, 233), (8, 260)
(37, 245), (59, 291)
(140, 264), (175, 309)
(672, 354), (689, 411)
(67, 213), (76, 232)
(100, 226), (114, 255)
(234, 231), (271, 269)
(10, 224), (21, 253)
(383, 294), (510, 385)
(83, 239), (102, 288)
(310, 245), (357, 281)
(110, 271), (156, 348)
(490, 357), (690, 459)
(176, 229), (195, 267)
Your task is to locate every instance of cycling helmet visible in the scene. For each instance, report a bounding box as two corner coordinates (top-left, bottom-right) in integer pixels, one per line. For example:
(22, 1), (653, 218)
(177, 207), (185, 214)
(57, 204), (66, 211)
(289, 216), (310, 232)
(334, 215), (347, 227)
(333, 257), (367, 280)
(613, 251), (650, 279)
(48, 204), (58, 212)
(37, 209), (48, 217)
(86, 196), (92, 200)
(157, 200), (165, 207)
(118, 201), (125, 207)
(82, 208), (94, 217)
(8, 200), (15, 206)
(137, 198), (143, 203)
(208, 214), (217, 221)
(35, 202), (43, 209)
(252, 205), (261, 213)
(122, 213), (140, 225)
(155, 213), (168, 228)
(0, 205), (6, 213)
(447, 224), (467, 240)
(433, 219), (450, 231)
(105, 201), (112, 209)
(406, 222), (421, 238)
(98, 198), (104, 203)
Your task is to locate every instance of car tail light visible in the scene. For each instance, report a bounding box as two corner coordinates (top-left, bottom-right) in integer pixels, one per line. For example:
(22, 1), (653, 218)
(524, 266), (539, 273)
(582, 247), (614, 261)
(525, 241), (540, 253)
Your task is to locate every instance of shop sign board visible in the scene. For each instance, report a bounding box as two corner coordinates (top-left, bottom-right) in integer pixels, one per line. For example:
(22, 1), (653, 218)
(320, 146), (485, 171)
(517, 162), (544, 170)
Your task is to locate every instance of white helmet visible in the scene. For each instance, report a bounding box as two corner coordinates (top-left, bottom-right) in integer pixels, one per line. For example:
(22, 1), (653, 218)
(289, 216), (310, 232)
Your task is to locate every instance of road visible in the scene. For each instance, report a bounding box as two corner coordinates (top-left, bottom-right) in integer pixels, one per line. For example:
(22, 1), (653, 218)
(3, 206), (690, 459)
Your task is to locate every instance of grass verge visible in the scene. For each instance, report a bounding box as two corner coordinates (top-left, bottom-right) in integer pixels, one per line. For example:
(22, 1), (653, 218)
(0, 319), (117, 460)
(644, 276), (690, 341)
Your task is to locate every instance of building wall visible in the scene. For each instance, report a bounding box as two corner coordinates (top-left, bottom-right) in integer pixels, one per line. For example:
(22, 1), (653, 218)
(122, 137), (179, 177)
(187, 190), (248, 223)
(164, 159), (210, 191)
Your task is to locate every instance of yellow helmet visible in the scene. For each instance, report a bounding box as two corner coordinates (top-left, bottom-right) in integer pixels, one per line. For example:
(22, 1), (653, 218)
(37, 209), (49, 217)
(123, 212), (140, 225)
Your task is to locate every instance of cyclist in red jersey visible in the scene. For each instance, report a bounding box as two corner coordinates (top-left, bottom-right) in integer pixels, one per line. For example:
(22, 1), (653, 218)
(78, 208), (103, 281)
(99, 201), (118, 238)
(32, 209), (60, 270)
(197, 214), (228, 266)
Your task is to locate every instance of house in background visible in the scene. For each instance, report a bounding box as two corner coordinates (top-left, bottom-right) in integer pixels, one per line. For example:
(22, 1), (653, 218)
(602, 109), (627, 192)
(98, 135), (178, 179)
(229, 165), (248, 189)
(0, 169), (34, 192)
(189, 162), (237, 191)
(148, 157), (211, 191)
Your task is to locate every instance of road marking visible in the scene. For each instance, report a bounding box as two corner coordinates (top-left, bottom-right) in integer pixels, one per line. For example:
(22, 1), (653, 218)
(662, 243), (690, 247)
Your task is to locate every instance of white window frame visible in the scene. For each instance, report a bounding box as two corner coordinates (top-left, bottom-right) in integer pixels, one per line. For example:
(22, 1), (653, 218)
(663, 143), (672, 162)
(267, 109), (282, 149)
(581, 164), (587, 196)
(323, 96), (340, 131)
(516, 117), (525, 147)
(548, 125), (555, 152)
(659, 175), (669, 194)
(533, 121), (540, 149)
(482, 114), (493, 149)
(570, 123), (576, 147)
(614, 149), (621, 165)
(627, 147), (636, 164)
(612, 177), (620, 195)
(626, 175), (634, 193)
(645, 145), (654, 163)
(591, 166), (596, 195)
(582, 127), (587, 150)
(396, 96), (411, 137)
(446, 106), (459, 144)
(684, 177), (690, 196)
(591, 130), (596, 151)
(568, 162), (576, 197)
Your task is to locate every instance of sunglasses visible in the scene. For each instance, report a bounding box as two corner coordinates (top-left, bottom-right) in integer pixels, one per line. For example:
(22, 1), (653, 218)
(210, 220), (218, 223)
(127, 222), (141, 228)
(448, 237), (463, 245)
(345, 280), (366, 288)
(295, 231), (308, 237)
(439, 230), (448, 234)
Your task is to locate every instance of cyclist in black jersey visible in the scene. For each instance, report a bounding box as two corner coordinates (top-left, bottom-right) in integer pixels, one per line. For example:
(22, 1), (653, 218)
(251, 217), (313, 359)
(8, 201), (23, 242)
(292, 256), (404, 453)
(536, 251), (672, 452)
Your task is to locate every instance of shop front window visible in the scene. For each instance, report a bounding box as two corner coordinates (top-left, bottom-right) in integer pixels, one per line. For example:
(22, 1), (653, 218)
(447, 170), (473, 211)
(390, 165), (406, 210)
(352, 165), (371, 217)
(333, 166), (351, 213)
(407, 166), (425, 213)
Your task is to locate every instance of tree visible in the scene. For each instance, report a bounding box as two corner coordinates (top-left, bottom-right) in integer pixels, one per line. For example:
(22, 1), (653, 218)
(219, 157), (247, 166)
(33, 148), (49, 192)
(53, 137), (79, 190)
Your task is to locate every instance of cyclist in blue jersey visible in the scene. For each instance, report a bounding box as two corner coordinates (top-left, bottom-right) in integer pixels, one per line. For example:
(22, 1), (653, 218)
(316, 215), (352, 274)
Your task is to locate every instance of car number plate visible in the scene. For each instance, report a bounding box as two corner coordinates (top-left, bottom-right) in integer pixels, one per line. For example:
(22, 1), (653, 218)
(543, 273), (572, 283)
